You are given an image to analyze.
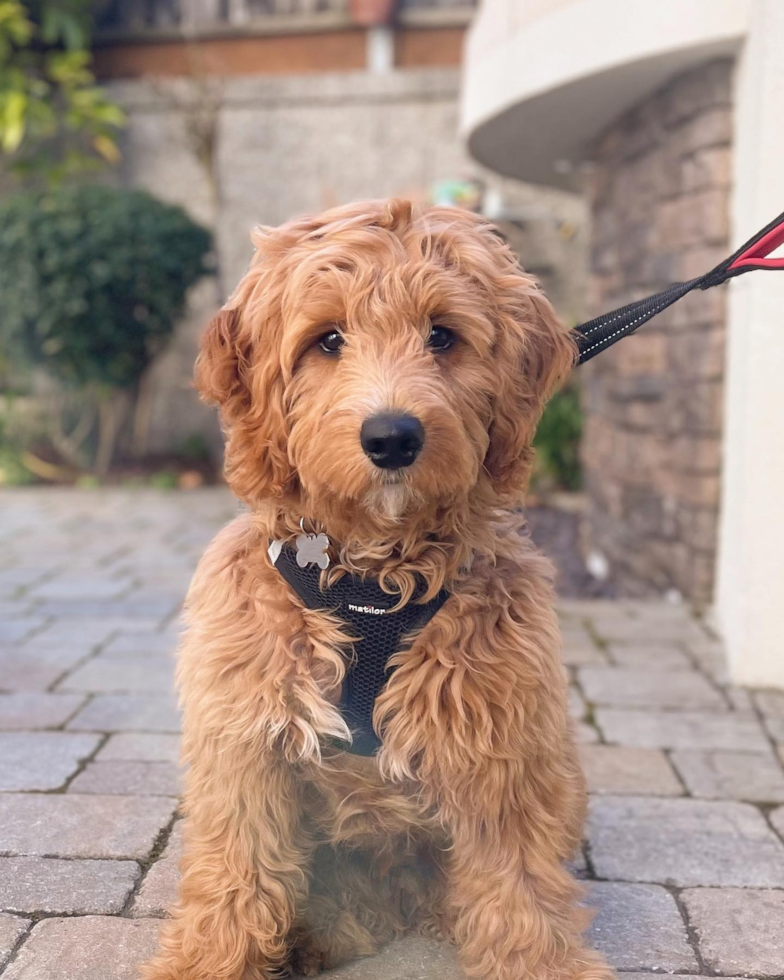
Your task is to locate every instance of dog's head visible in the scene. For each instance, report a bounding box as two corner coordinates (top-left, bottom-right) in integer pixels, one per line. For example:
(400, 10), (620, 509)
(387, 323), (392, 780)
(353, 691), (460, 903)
(196, 200), (575, 528)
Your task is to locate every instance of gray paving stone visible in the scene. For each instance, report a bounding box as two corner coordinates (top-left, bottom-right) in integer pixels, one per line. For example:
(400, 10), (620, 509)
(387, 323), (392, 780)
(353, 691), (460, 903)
(607, 642), (692, 670)
(560, 628), (607, 666)
(0, 732), (100, 791)
(754, 690), (784, 716)
(771, 805), (784, 840)
(97, 732), (181, 763)
(36, 597), (178, 622)
(67, 694), (180, 732)
(578, 666), (724, 710)
(573, 721), (600, 744)
(293, 937), (461, 980)
(596, 708), (770, 751)
(0, 793), (175, 859)
(568, 686), (587, 720)
(69, 760), (181, 796)
(683, 887), (784, 976)
(579, 745), (682, 796)
(588, 796), (784, 887)
(103, 632), (178, 657)
(2, 916), (161, 980)
(27, 576), (130, 601)
(0, 619), (45, 644)
(0, 693), (86, 730)
(0, 857), (139, 914)
(671, 749), (784, 802)
(132, 821), (183, 917)
(588, 615), (702, 644)
(59, 656), (175, 694)
(586, 882), (697, 972)
(0, 912), (30, 970)
(0, 647), (87, 691)
(765, 715), (784, 742)
(32, 617), (159, 646)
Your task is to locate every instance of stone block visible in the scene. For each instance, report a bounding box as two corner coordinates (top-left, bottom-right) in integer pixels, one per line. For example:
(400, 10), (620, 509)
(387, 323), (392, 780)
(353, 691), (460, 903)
(596, 708), (769, 751)
(579, 745), (682, 796)
(69, 760), (181, 796)
(572, 721), (600, 744)
(683, 887), (784, 976)
(578, 666), (724, 710)
(67, 694), (181, 733)
(0, 647), (88, 691)
(97, 732), (181, 763)
(755, 690), (784, 716)
(587, 882), (697, 972)
(59, 657), (175, 694)
(0, 693), (86, 731)
(0, 857), (139, 914)
(2, 916), (161, 980)
(0, 619), (45, 644)
(770, 805), (784, 840)
(606, 642), (692, 670)
(0, 913), (30, 970)
(588, 796), (784, 887)
(292, 936), (461, 980)
(133, 822), (183, 918)
(671, 749), (784, 803)
(0, 794), (175, 859)
(0, 732), (100, 791)
(103, 632), (178, 657)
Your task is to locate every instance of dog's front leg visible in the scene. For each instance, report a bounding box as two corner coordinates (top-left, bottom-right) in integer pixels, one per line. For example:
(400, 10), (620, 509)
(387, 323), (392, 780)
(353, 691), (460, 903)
(445, 798), (612, 980)
(142, 752), (310, 980)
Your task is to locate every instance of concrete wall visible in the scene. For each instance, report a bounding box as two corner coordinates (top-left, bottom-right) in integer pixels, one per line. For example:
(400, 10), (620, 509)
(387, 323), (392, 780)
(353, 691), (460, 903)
(582, 59), (734, 603)
(108, 68), (586, 455)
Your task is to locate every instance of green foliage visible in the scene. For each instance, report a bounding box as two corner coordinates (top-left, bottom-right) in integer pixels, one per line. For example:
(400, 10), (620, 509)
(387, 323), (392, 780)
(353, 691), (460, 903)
(0, 0), (124, 182)
(533, 382), (583, 492)
(0, 184), (212, 389)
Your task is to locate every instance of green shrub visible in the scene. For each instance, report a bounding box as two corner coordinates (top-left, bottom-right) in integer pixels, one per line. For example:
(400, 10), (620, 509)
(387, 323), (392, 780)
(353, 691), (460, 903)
(0, 184), (212, 472)
(0, 185), (211, 387)
(533, 382), (583, 493)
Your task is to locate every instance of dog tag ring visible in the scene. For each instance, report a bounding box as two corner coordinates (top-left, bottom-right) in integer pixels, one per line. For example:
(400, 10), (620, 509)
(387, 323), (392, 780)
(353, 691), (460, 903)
(295, 519), (330, 569)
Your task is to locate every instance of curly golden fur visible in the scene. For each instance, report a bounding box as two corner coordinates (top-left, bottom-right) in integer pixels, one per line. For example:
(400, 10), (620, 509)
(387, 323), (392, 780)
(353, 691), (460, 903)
(142, 200), (613, 980)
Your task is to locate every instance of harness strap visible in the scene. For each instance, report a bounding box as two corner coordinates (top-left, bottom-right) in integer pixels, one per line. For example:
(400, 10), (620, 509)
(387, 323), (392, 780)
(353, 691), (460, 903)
(575, 210), (784, 364)
(272, 543), (450, 756)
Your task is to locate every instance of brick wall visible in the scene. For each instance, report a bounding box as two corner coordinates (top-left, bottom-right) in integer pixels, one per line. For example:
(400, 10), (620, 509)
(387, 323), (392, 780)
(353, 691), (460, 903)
(582, 59), (734, 603)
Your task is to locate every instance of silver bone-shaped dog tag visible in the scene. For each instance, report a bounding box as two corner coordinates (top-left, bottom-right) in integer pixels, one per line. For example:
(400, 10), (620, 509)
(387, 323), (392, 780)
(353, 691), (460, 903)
(295, 532), (330, 569)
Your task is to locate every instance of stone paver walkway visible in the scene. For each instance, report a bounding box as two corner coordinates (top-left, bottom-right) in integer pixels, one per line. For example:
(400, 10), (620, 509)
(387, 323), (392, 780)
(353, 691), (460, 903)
(1, 488), (784, 979)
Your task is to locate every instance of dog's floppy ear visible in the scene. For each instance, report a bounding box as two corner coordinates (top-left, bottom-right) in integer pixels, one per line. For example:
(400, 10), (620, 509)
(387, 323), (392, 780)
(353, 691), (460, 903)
(194, 308), (249, 417)
(485, 286), (576, 498)
(195, 305), (294, 501)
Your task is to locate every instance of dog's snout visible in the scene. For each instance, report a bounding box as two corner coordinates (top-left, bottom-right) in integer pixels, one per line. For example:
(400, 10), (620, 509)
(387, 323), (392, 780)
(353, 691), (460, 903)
(360, 414), (424, 469)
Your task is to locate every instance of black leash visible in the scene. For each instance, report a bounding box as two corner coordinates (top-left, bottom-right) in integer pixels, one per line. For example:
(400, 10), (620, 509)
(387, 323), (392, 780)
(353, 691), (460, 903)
(575, 210), (784, 364)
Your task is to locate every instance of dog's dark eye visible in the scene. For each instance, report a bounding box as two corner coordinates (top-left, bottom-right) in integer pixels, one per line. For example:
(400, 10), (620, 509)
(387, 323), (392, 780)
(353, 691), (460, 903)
(318, 330), (345, 355)
(427, 324), (455, 352)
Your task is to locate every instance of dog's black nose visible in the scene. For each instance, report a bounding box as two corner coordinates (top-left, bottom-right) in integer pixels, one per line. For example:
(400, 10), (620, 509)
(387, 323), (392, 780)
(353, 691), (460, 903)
(360, 414), (424, 469)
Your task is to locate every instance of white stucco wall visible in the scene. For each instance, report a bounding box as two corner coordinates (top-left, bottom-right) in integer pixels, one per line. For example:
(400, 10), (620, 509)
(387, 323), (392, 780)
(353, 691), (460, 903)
(716, 0), (784, 689)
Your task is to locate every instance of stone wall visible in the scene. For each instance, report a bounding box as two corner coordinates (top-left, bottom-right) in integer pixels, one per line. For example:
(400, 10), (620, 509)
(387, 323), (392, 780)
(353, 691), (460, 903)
(107, 68), (586, 456)
(582, 59), (734, 603)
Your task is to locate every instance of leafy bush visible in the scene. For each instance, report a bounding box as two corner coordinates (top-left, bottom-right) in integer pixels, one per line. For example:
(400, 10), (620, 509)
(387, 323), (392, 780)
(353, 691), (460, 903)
(0, 0), (124, 182)
(0, 184), (212, 471)
(533, 382), (583, 493)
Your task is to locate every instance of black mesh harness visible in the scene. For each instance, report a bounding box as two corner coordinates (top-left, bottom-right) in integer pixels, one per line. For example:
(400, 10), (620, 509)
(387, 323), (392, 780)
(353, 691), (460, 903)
(269, 211), (784, 756)
(575, 210), (784, 363)
(273, 543), (450, 755)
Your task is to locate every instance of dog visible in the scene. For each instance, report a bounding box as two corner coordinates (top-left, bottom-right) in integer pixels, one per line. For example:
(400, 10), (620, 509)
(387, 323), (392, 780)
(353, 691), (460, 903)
(142, 199), (613, 980)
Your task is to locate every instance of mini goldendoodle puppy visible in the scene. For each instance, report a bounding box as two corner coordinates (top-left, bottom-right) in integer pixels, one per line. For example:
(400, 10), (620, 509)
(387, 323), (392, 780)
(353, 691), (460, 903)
(143, 199), (613, 980)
